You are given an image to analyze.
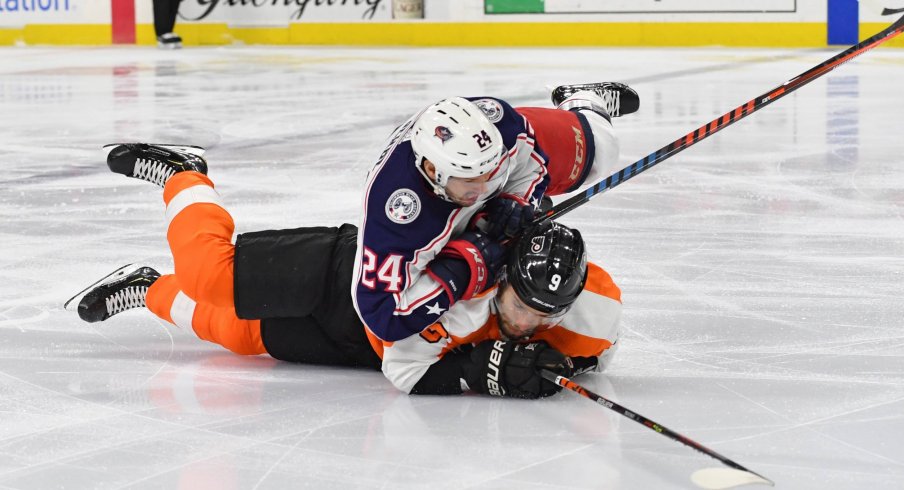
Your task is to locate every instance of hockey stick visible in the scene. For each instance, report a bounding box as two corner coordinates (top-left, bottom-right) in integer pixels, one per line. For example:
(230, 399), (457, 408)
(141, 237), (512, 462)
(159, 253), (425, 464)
(536, 14), (904, 223)
(540, 369), (774, 489)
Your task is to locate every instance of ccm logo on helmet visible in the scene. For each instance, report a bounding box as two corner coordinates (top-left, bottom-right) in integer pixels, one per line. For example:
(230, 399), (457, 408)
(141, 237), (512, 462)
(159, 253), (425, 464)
(486, 340), (506, 396)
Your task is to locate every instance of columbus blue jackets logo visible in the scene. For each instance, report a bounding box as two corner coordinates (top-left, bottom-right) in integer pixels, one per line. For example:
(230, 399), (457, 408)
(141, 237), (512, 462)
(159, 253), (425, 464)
(530, 236), (545, 253)
(386, 188), (421, 224)
(434, 126), (454, 144)
(474, 98), (503, 123)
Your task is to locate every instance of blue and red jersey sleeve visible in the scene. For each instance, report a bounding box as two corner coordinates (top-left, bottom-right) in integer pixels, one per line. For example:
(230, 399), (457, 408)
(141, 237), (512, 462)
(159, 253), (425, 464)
(353, 141), (466, 342)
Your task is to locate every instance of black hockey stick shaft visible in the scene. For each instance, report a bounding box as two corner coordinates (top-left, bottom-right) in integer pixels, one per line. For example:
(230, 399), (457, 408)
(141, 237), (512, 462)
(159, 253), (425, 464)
(537, 14), (904, 223)
(540, 369), (774, 484)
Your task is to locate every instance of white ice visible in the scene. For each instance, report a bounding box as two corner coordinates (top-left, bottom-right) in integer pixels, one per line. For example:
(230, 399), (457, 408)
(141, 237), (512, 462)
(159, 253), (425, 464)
(1, 44), (903, 489)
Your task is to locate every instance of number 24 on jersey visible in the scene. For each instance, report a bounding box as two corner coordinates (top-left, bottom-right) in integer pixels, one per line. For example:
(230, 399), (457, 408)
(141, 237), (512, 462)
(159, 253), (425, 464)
(361, 248), (404, 292)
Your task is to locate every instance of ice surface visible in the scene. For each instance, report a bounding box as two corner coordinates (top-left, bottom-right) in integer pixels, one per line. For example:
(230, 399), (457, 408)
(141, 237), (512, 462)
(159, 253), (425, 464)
(1, 44), (903, 489)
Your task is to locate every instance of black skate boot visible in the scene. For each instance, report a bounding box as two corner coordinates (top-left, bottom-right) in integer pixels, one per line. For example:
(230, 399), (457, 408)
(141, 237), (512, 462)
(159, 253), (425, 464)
(105, 143), (208, 187)
(157, 32), (183, 50)
(64, 264), (161, 323)
(551, 82), (640, 118)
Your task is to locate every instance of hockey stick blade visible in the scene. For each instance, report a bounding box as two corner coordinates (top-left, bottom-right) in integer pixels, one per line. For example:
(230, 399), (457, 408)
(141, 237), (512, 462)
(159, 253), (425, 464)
(692, 467), (775, 489)
(541, 370), (775, 487)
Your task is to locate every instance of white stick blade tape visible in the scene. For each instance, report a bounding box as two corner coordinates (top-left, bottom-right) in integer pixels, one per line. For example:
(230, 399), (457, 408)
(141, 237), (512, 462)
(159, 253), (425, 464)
(691, 468), (774, 490)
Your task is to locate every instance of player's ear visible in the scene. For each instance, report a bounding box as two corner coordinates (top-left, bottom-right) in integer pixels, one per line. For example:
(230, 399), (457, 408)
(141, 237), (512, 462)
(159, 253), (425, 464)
(422, 159), (436, 180)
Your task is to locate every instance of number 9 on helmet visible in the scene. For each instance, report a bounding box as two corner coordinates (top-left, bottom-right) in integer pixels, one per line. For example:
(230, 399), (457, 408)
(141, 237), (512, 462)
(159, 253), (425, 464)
(505, 220), (588, 315)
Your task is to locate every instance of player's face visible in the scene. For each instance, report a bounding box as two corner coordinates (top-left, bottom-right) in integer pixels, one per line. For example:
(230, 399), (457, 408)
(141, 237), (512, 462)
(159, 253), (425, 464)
(445, 173), (492, 207)
(423, 154), (510, 207)
(494, 284), (569, 340)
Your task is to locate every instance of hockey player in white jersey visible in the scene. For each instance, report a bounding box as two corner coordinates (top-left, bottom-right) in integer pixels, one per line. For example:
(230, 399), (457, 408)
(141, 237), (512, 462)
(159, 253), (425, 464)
(354, 83), (637, 347)
(373, 219), (622, 397)
(66, 143), (620, 398)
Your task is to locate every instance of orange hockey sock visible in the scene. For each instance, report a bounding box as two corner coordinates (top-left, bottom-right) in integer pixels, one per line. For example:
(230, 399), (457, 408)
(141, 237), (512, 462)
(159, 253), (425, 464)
(162, 171), (236, 308)
(147, 274), (265, 355)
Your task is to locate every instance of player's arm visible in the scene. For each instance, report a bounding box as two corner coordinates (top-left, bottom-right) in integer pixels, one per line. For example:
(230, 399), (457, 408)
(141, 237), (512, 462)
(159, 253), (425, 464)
(380, 303), (574, 398)
(466, 97), (551, 239)
(354, 172), (504, 341)
(355, 228), (506, 342)
(403, 341), (603, 396)
(406, 339), (573, 399)
(354, 227), (453, 342)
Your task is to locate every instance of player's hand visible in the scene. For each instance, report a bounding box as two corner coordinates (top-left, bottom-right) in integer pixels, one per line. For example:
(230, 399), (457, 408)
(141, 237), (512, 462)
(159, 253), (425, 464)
(464, 340), (573, 399)
(427, 231), (505, 304)
(484, 194), (535, 240)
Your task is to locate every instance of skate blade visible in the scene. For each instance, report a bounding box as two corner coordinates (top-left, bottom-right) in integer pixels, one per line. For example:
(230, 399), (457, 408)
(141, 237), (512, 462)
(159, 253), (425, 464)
(64, 263), (140, 311)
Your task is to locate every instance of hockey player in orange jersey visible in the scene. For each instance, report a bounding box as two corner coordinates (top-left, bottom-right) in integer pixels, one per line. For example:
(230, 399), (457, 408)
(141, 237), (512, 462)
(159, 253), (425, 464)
(66, 142), (621, 399)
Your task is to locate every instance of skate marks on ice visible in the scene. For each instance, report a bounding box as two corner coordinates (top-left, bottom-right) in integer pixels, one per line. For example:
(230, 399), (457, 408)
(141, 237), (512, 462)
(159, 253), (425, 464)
(0, 45), (903, 488)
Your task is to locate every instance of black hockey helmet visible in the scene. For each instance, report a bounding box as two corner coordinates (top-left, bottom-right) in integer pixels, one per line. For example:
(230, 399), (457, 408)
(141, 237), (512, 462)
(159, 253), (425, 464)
(504, 220), (588, 314)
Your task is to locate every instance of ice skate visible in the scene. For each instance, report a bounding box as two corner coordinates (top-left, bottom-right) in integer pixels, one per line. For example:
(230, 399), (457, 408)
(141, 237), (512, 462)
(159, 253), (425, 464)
(551, 82), (639, 118)
(157, 32), (183, 49)
(64, 264), (161, 323)
(104, 143), (208, 187)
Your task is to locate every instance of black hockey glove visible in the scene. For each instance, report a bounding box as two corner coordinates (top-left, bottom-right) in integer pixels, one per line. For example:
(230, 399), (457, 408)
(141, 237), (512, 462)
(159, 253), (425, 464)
(427, 231), (505, 304)
(464, 340), (574, 399)
(483, 193), (535, 240)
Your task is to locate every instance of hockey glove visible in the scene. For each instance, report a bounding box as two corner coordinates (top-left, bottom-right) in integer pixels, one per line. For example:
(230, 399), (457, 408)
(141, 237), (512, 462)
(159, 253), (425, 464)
(483, 194), (535, 240)
(427, 231), (504, 304)
(464, 340), (574, 399)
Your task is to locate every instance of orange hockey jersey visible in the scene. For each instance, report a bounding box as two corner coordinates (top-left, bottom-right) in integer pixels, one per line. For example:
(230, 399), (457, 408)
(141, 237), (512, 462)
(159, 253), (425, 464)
(369, 262), (622, 393)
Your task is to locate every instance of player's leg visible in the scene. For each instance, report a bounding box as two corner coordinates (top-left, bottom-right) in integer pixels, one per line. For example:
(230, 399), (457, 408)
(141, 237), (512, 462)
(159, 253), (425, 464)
(152, 0), (183, 49)
(146, 274), (266, 355)
(106, 143), (207, 187)
(551, 82), (639, 118)
(65, 267), (265, 356)
(65, 264), (161, 322)
(163, 171), (237, 308)
(105, 143), (236, 308)
(554, 90), (623, 183)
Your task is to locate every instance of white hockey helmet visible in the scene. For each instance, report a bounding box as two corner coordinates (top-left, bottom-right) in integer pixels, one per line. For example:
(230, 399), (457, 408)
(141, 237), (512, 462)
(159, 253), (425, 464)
(411, 97), (509, 204)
